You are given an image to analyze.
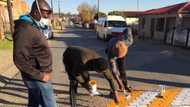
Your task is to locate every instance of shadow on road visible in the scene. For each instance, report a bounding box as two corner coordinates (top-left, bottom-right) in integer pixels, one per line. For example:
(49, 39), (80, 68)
(128, 76), (190, 88)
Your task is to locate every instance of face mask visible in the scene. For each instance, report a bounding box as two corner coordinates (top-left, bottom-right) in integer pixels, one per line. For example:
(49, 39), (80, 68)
(35, 0), (50, 26)
(40, 18), (50, 25)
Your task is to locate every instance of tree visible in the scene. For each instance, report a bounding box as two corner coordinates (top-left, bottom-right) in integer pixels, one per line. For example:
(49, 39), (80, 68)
(0, 15), (5, 40)
(77, 2), (96, 23)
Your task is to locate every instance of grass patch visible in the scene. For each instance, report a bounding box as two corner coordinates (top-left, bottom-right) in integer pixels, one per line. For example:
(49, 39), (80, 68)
(0, 33), (13, 50)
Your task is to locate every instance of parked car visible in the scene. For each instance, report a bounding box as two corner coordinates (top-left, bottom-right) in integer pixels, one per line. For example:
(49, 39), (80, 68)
(42, 25), (54, 39)
(96, 15), (127, 41)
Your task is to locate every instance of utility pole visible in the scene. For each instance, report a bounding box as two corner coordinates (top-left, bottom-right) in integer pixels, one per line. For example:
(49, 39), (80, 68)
(137, 0), (139, 11)
(51, 0), (53, 12)
(97, 0), (99, 19)
(57, 0), (62, 30)
(58, 0), (61, 17)
(7, 0), (14, 36)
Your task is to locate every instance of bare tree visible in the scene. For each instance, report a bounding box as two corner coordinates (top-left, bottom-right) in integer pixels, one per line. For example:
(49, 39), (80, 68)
(77, 2), (96, 24)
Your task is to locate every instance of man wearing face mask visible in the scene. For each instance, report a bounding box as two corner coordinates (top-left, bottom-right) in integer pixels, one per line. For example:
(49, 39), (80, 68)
(13, 0), (57, 107)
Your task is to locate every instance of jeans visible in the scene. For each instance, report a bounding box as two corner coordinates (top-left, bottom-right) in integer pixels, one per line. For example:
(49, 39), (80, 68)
(22, 75), (57, 107)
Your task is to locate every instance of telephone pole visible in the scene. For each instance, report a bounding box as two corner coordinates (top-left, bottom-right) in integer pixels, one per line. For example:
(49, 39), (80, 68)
(97, 0), (99, 19)
(51, 0), (53, 12)
(7, 0), (14, 36)
(137, 0), (139, 11)
(58, 0), (61, 17)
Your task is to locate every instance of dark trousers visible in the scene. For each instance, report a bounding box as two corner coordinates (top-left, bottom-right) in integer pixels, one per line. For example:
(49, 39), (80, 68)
(109, 57), (128, 89)
(117, 57), (128, 89)
(63, 56), (90, 107)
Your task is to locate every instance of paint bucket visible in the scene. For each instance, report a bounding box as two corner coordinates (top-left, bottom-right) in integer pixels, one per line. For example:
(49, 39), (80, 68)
(158, 85), (165, 98)
(89, 80), (100, 96)
(89, 80), (97, 92)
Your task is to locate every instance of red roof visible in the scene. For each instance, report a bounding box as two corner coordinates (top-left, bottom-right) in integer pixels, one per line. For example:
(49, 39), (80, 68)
(143, 2), (190, 15)
(122, 11), (144, 17)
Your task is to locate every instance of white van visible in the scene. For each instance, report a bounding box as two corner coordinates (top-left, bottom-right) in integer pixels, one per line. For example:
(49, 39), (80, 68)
(96, 15), (127, 40)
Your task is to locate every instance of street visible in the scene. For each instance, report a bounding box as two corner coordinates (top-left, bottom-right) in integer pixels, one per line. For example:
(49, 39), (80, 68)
(0, 27), (190, 107)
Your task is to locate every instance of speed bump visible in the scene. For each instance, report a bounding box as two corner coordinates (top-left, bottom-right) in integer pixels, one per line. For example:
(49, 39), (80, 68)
(106, 88), (190, 107)
(148, 88), (181, 107)
(106, 90), (143, 107)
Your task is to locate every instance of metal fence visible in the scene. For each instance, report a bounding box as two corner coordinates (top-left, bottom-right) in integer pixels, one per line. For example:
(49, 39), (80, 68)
(164, 27), (190, 48)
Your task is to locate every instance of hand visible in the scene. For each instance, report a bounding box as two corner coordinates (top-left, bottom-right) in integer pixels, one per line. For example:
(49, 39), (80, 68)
(42, 73), (51, 82)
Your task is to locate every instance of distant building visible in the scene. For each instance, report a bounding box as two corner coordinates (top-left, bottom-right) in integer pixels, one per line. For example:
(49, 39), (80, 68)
(120, 11), (143, 36)
(139, 2), (190, 47)
(122, 11), (143, 26)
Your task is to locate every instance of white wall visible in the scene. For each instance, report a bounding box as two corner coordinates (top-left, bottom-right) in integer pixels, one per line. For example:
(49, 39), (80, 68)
(125, 17), (139, 25)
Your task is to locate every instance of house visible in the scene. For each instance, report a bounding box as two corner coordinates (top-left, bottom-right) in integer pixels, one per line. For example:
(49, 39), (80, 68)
(122, 11), (143, 26)
(121, 11), (143, 36)
(138, 2), (190, 47)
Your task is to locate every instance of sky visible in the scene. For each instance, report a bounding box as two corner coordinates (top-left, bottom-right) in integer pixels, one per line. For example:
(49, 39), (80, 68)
(25, 0), (188, 14)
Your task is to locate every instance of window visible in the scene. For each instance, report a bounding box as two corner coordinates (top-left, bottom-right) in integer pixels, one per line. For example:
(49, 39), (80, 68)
(156, 18), (165, 32)
(107, 21), (127, 27)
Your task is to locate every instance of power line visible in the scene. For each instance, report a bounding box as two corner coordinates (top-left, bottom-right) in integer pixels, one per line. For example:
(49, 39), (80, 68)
(58, 0), (61, 16)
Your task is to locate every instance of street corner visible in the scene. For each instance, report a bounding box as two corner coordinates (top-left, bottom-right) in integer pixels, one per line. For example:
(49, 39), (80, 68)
(106, 87), (190, 107)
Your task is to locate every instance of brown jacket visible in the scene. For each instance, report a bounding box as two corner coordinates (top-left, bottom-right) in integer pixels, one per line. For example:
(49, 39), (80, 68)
(13, 20), (52, 81)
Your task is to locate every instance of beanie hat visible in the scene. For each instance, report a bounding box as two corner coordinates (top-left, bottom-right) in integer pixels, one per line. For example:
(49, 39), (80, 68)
(112, 41), (128, 58)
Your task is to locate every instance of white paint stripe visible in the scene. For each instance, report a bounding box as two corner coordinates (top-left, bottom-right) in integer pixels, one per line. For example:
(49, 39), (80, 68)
(128, 91), (160, 107)
(171, 88), (190, 107)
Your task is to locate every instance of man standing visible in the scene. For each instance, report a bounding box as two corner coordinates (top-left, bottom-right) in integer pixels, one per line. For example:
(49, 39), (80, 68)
(63, 46), (120, 107)
(13, 0), (56, 107)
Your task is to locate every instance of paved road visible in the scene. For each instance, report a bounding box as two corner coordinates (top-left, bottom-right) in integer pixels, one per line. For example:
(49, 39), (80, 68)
(0, 27), (190, 107)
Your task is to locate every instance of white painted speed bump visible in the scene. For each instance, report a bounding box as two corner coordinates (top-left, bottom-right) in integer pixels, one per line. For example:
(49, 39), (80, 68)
(171, 88), (190, 107)
(128, 91), (159, 107)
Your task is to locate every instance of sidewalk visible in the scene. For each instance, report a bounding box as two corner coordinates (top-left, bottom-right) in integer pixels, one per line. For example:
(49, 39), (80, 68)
(0, 50), (19, 87)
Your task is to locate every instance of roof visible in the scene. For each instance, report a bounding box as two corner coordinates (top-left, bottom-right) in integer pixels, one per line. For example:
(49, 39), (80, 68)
(143, 2), (190, 15)
(122, 11), (144, 17)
